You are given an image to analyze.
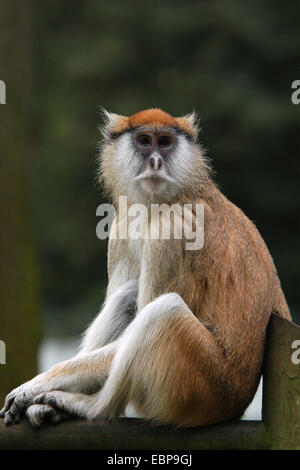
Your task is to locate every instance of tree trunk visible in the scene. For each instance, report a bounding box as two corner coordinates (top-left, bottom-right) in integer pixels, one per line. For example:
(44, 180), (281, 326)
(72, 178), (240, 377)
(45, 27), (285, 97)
(0, 0), (40, 404)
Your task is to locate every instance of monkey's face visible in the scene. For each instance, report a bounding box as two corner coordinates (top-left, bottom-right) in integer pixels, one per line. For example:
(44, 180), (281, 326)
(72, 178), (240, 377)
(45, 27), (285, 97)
(100, 109), (208, 203)
(131, 126), (187, 200)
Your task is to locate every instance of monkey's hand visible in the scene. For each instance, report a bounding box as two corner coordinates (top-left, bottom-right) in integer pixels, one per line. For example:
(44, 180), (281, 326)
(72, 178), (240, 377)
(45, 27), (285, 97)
(0, 372), (53, 425)
(0, 369), (79, 427)
(0, 361), (87, 425)
(0, 365), (73, 426)
(0, 346), (114, 425)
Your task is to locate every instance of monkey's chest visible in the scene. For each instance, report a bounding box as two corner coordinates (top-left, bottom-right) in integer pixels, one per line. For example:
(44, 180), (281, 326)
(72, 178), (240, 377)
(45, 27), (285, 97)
(130, 238), (186, 309)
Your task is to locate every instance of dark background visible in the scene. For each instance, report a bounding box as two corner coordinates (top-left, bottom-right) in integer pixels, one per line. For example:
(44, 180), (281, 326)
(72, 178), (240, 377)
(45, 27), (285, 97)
(0, 0), (299, 401)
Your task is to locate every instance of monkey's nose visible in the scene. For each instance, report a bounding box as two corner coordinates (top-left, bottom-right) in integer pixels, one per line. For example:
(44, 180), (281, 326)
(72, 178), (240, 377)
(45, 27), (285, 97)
(149, 155), (163, 171)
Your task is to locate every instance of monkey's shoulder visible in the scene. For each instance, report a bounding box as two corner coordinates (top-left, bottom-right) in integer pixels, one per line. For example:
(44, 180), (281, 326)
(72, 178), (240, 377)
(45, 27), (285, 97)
(188, 188), (278, 281)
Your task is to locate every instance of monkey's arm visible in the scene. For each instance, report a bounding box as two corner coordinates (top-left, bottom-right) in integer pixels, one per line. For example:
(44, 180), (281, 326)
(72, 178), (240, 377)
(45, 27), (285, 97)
(79, 235), (138, 353)
(80, 280), (137, 353)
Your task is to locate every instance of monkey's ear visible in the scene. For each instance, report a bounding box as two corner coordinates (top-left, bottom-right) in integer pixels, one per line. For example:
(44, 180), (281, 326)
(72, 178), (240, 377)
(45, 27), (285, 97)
(175, 111), (199, 140)
(99, 108), (129, 140)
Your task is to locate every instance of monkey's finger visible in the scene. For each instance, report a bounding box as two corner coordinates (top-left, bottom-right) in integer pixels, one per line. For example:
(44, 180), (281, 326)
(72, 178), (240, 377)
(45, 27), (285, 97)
(33, 392), (57, 408)
(3, 396), (14, 412)
(3, 390), (20, 413)
(4, 411), (14, 426)
(0, 407), (6, 418)
(8, 391), (33, 421)
(8, 400), (23, 424)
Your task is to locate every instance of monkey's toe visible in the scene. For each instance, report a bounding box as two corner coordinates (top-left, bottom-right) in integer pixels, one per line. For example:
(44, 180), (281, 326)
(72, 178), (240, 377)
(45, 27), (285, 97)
(33, 391), (65, 411)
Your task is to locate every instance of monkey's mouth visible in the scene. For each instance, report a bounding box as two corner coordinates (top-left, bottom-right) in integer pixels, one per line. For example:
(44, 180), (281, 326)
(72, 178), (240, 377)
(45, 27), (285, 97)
(135, 171), (175, 186)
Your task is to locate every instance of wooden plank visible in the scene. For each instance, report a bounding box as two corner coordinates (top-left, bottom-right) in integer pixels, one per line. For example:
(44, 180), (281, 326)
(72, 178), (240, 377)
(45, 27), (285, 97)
(0, 419), (268, 450)
(263, 314), (300, 449)
(1, 313), (298, 450)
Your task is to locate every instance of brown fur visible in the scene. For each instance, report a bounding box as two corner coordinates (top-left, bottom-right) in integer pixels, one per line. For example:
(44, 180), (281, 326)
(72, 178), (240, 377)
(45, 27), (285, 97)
(161, 184), (290, 424)
(108, 108), (196, 137)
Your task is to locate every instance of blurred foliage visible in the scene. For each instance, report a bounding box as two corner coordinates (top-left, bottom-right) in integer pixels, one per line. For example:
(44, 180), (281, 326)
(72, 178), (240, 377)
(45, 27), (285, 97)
(0, 0), (41, 402)
(27, 0), (300, 334)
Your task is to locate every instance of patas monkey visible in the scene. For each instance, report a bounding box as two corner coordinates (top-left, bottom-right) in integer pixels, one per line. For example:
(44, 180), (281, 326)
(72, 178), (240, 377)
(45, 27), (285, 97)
(1, 108), (290, 428)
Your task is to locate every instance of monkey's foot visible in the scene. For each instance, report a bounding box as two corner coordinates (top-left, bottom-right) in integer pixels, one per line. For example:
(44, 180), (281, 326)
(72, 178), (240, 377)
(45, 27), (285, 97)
(33, 391), (92, 421)
(26, 404), (67, 428)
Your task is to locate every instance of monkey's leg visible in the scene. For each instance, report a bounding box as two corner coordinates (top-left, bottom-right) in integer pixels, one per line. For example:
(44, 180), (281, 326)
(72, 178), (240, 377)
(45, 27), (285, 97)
(1, 281), (138, 425)
(33, 293), (228, 427)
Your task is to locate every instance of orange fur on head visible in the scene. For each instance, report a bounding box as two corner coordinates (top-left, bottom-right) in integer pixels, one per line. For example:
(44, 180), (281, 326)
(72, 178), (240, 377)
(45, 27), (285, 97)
(107, 108), (197, 139)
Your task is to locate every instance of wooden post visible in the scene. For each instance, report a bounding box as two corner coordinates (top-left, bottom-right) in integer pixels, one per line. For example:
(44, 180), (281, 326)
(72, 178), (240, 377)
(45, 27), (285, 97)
(0, 0), (41, 404)
(263, 314), (300, 449)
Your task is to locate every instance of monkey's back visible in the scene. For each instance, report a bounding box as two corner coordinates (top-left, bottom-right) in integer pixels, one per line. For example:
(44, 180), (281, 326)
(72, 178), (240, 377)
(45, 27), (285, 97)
(169, 182), (290, 418)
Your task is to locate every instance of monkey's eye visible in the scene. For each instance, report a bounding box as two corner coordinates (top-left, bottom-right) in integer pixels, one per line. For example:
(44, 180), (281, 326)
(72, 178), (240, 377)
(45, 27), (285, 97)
(158, 135), (172, 147)
(137, 134), (152, 146)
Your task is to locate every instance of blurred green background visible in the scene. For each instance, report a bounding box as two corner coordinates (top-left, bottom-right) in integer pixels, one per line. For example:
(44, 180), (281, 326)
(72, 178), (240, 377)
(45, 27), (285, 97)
(0, 0), (299, 402)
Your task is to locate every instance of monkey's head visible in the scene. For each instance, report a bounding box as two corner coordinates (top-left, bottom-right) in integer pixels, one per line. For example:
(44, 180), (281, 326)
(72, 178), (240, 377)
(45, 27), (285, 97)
(99, 108), (209, 203)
